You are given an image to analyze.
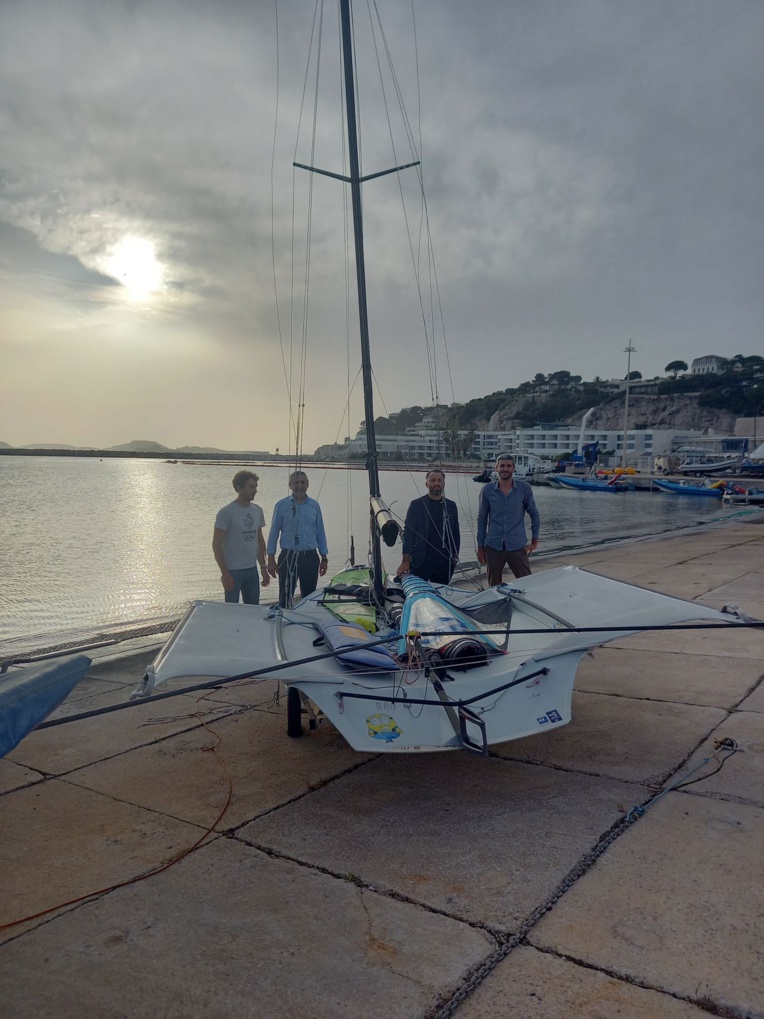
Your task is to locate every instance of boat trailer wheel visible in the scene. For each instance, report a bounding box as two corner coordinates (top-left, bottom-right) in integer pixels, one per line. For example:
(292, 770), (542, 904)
(286, 686), (318, 738)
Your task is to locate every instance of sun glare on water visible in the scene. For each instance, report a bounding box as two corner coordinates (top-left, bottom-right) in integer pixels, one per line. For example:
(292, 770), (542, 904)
(106, 237), (164, 298)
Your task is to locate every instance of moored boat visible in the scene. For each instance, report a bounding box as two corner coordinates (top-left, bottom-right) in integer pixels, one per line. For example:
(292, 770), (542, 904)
(722, 486), (764, 505)
(653, 478), (725, 498)
(556, 475), (627, 492)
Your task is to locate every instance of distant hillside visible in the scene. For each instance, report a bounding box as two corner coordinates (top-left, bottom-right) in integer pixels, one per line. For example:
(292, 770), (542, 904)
(108, 440), (170, 452)
(0, 441), (12, 448)
(21, 442), (82, 450)
(371, 356), (762, 437)
(176, 445), (229, 454)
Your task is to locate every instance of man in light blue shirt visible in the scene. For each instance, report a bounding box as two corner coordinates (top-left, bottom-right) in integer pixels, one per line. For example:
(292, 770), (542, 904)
(267, 471), (329, 607)
(477, 453), (540, 584)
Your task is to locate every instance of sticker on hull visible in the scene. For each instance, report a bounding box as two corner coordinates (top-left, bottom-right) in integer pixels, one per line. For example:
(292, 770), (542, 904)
(537, 709), (563, 726)
(367, 713), (403, 742)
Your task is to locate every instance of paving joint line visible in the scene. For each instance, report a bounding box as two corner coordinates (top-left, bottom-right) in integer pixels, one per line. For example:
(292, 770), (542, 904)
(228, 837), (507, 941)
(528, 943), (750, 1019)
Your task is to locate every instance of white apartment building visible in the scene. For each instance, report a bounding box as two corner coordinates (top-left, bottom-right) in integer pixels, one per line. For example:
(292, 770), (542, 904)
(348, 426), (732, 461)
(691, 355), (726, 375)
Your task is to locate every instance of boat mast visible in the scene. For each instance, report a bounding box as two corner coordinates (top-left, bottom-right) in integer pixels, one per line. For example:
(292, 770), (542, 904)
(295, 0), (417, 597)
(339, 0), (380, 506)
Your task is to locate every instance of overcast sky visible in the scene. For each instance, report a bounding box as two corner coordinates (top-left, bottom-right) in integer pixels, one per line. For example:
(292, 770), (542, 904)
(1, 0), (762, 452)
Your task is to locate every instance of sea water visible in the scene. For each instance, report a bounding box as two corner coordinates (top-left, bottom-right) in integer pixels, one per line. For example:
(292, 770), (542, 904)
(0, 456), (733, 656)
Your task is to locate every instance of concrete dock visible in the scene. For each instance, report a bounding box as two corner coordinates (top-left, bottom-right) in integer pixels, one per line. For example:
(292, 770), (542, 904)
(1, 514), (763, 1018)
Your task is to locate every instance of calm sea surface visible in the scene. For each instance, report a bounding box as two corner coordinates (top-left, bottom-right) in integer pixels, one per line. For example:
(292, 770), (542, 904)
(0, 456), (734, 657)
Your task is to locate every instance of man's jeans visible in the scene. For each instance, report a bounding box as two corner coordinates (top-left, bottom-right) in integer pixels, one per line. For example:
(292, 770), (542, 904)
(225, 566), (261, 604)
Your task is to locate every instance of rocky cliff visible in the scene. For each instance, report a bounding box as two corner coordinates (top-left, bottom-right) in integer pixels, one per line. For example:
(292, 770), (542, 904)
(568, 395), (736, 433)
(484, 393), (737, 434)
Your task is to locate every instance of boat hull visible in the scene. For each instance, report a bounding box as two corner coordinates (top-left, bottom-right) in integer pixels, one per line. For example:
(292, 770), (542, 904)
(556, 476), (626, 492)
(653, 479), (723, 497)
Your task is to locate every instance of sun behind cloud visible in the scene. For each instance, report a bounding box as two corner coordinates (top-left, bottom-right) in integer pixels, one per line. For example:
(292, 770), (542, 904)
(105, 237), (164, 298)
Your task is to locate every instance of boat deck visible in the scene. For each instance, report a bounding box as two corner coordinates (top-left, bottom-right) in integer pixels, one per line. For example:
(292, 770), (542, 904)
(2, 514), (764, 1017)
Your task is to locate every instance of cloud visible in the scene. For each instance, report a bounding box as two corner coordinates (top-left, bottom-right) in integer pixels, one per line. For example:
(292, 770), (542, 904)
(1, 0), (763, 449)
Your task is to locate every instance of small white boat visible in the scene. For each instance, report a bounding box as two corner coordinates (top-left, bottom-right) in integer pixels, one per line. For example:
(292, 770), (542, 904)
(138, 566), (748, 754)
(473, 451), (548, 484)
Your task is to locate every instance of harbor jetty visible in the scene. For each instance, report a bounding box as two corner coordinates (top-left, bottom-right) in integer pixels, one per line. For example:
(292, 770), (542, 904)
(1, 514), (763, 1017)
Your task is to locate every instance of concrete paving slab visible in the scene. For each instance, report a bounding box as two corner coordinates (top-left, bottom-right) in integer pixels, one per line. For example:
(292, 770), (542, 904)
(493, 691), (727, 785)
(577, 647), (762, 708)
(6, 692), (229, 774)
(680, 713), (764, 807)
(0, 778), (206, 942)
(457, 944), (712, 1018)
(65, 709), (370, 830)
(45, 676), (158, 719)
(529, 793), (764, 1019)
(239, 754), (643, 930)
(51, 675), (133, 708)
(611, 624), (764, 659)
(83, 649), (157, 679)
(571, 563), (657, 584)
(0, 759), (42, 794)
(649, 561), (750, 587)
(691, 548), (764, 566)
(700, 574), (764, 618)
(194, 676), (282, 709)
(631, 573), (731, 601)
(0, 838), (494, 1019)
(739, 680), (764, 713)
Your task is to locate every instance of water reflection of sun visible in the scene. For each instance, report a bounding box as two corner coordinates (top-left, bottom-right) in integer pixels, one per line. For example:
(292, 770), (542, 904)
(106, 237), (163, 299)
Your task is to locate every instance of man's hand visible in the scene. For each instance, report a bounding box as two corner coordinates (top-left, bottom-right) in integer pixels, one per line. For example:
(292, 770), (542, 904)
(221, 570), (235, 592)
(319, 557), (329, 577)
(397, 557), (411, 576)
(477, 546), (486, 565)
(267, 554), (278, 579)
(261, 568), (270, 587)
(524, 539), (539, 555)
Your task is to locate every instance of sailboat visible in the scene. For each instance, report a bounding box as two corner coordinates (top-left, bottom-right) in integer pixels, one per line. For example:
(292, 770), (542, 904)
(130, 0), (757, 755)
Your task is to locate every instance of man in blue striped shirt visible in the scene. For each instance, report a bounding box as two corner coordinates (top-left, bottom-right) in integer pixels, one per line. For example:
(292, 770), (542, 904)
(267, 471), (329, 607)
(477, 453), (540, 584)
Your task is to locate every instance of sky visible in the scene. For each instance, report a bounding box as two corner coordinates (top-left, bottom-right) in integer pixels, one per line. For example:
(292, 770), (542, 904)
(1, 0), (762, 453)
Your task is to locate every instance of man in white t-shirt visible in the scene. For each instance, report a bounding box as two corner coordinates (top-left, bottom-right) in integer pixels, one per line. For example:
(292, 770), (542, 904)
(212, 471), (270, 604)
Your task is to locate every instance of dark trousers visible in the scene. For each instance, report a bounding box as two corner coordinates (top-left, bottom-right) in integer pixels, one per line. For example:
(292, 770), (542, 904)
(277, 550), (320, 607)
(485, 545), (532, 585)
(411, 561), (454, 585)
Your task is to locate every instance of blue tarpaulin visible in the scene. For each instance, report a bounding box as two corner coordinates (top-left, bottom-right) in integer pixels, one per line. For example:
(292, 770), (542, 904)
(0, 654), (91, 758)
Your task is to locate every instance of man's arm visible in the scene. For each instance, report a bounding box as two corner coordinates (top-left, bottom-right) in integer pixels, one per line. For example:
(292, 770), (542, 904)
(212, 528), (235, 592)
(476, 487), (489, 564)
(525, 488), (541, 554)
(451, 501), (461, 561)
(314, 503), (329, 576)
(266, 501), (281, 578)
(257, 528), (270, 586)
(397, 500), (418, 575)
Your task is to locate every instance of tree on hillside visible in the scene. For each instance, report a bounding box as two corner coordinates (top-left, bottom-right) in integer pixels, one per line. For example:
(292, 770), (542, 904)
(626, 370), (642, 381)
(665, 360), (688, 378)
